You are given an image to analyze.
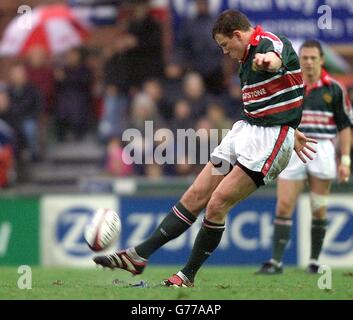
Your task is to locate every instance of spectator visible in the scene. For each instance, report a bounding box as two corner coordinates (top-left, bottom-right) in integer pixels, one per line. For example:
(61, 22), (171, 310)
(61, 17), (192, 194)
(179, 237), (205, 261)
(142, 78), (170, 121)
(8, 63), (42, 163)
(123, 0), (164, 91)
(104, 137), (134, 177)
(205, 101), (232, 144)
(99, 37), (131, 143)
(0, 82), (11, 124)
(0, 83), (15, 187)
(0, 119), (14, 188)
(54, 48), (93, 142)
(129, 92), (165, 133)
(162, 59), (184, 117)
(25, 46), (55, 116)
(220, 75), (243, 121)
(169, 99), (195, 134)
(102, 33), (132, 95)
(25, 46), (55, 159)
(177, 0), (224, 94)
(182, 71), (212, 121)
(128, 92), (166, 175)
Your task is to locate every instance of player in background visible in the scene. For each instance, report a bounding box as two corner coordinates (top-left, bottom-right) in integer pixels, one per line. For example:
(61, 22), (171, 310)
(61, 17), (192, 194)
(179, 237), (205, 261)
(256, 40), (352, 275)
(93, 10), (316, 287)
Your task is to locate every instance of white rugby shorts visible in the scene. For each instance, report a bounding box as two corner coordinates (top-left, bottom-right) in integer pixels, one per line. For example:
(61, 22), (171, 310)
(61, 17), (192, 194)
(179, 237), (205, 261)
(210, 120), (295, 184)
(279, 139), (336, 180)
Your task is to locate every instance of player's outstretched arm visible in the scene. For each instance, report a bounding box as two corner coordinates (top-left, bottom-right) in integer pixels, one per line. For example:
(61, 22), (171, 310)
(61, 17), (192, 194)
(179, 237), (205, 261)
(294, 129), (317, 163)
(252, 52), (282, 73)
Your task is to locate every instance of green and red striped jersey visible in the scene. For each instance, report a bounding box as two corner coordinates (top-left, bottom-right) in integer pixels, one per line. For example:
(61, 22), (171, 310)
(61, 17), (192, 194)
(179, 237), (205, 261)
(298, 68), (353, 139)
(239, 26), (303, 128)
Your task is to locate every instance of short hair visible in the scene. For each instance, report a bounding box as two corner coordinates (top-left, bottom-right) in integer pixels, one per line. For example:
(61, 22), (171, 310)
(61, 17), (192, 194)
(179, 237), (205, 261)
(299, 40), (324, 57)
(212, 9), (251, 39)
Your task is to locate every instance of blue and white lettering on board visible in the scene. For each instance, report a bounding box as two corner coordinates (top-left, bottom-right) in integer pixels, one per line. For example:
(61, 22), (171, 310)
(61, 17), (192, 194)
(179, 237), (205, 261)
(120, 196), (298, 265)
(324, 205), (353, 257)
(298, 195), (353, 267)
(41, 195), (117, 267)
(56, 207), (93, 257)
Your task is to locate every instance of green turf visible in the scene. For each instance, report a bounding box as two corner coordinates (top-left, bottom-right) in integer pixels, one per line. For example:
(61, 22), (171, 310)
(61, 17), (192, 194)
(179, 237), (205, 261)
(0, 266), (352, 300)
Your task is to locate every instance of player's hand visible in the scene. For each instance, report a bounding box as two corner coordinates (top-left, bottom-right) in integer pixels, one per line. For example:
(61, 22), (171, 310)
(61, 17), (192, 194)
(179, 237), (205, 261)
(294, 129), (317, 163)
(338, 163), (350, 183)
(252, 53), (273, 72)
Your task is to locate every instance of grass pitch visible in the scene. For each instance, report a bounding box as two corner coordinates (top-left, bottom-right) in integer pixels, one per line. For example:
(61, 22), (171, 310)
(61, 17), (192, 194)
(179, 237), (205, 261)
(0, 266), (352, 300)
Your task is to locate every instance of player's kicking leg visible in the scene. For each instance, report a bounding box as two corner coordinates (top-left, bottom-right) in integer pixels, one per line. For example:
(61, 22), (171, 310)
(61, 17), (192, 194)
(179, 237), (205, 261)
(162, 164), (258, 287)
(93, 161), (226, 275)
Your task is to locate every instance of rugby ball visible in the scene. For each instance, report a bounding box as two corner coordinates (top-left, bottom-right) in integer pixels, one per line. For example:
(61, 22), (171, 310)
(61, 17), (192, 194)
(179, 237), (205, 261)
(84, 208), (121, 251)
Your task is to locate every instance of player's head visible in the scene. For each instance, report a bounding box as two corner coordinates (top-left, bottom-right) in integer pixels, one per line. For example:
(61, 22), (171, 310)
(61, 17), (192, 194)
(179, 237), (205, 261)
(299, 40), (324, 78)
(212, 9), (252, 60)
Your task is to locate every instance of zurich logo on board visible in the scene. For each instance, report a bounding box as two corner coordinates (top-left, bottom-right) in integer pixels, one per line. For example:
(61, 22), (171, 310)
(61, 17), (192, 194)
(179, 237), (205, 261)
(55, 207), (93, 257)
(323, 205), (353, 257)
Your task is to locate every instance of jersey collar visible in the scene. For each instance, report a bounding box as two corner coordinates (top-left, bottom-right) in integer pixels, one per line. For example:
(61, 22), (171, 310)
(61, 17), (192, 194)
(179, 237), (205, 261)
(304, 67), (331, 95)
(320, 68), (331, 86)
(241, 25), (264, 63)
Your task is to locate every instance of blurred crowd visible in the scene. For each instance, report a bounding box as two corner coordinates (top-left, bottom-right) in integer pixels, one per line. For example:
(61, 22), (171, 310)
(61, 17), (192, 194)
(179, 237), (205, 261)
(0, 0), (352, 188)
